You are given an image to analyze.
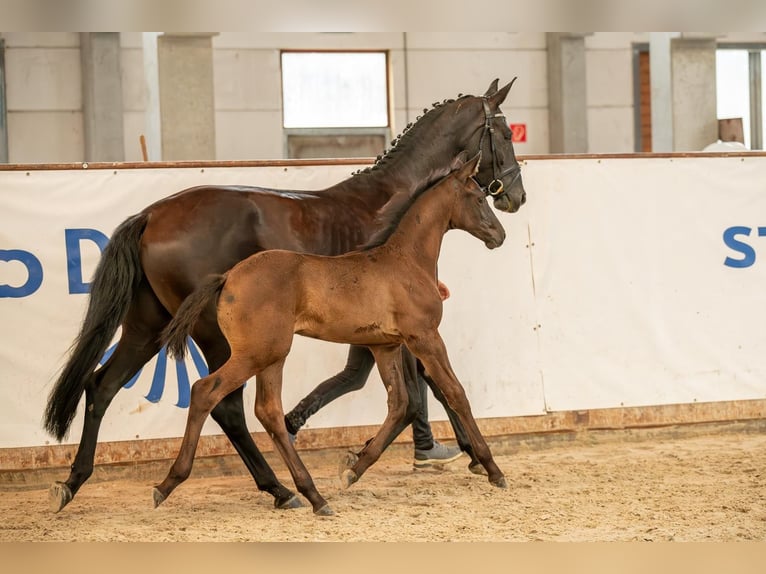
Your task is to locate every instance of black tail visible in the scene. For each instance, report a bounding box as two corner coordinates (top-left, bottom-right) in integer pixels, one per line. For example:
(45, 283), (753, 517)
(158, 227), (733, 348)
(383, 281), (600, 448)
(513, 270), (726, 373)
(161, 274), (227, 361)
(43, 212), (149, 441)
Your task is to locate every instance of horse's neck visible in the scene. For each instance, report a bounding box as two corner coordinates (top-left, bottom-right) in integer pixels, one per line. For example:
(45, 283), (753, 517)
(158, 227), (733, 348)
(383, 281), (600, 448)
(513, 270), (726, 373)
(329, 107), (465, 203)
(382, 184), (454, 274)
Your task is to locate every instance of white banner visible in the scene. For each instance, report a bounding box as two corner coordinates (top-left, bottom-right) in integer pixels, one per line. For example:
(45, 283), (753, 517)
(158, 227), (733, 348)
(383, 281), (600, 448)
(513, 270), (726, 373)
(1, 156), (765, 450)
(525, 156), (766, 411)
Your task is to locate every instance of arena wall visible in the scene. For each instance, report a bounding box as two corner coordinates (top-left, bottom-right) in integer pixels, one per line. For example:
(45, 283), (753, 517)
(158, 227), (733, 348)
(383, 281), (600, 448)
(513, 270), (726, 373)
(5, 32), (766, 165)
(1, 153), (765, 474)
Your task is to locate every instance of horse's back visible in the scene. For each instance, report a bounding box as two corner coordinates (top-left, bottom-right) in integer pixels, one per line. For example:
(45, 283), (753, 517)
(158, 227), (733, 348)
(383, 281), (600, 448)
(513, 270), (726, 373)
(139, 186), (314, 313)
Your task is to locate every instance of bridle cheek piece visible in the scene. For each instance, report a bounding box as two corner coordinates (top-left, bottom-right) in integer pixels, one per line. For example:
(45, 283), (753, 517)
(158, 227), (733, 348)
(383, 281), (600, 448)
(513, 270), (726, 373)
(479, 98), (521, 198)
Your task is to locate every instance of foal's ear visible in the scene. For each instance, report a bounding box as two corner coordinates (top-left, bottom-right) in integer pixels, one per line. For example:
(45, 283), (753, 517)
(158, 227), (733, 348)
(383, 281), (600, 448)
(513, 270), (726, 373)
(487, 77), (517, 109)
(483, 78), (500, 96)
(457, 152), (482, 181)
(450, 150), (470, 171)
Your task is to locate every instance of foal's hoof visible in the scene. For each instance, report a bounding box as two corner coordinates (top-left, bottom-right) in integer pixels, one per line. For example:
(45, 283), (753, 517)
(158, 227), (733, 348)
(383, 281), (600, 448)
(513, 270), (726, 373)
(340, 468), (359, 490)
(152, 487), (166, 508)
(314, 504), (335, 517)
(275, 494), (304, 510)
(49, 481), (73, 513)
(337, 450), (359, 475)
(468, 462), (488, 476)
(490, 475), (508, 489)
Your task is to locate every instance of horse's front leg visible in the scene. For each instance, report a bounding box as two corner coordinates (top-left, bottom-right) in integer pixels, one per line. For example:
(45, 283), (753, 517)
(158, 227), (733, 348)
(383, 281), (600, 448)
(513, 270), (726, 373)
(152, 363), (250, 507)
(253, 360), (333, 516)
(407, 333), (506, 488)
(341, 344), (411, 488)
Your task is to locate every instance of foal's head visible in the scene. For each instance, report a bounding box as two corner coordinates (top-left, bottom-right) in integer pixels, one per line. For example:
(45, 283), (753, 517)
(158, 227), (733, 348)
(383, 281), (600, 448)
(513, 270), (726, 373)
(447, 153), (506, 249)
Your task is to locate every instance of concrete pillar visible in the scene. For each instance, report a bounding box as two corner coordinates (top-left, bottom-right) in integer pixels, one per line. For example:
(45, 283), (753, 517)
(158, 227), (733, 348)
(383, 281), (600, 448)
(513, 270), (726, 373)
(671, 35), (718, 151)
(0, 37), (8, 163)
(157, 33), (217, 160)
(649, 32), (674, 152)
(80, 32), (125, 162)
(547, 33), (588, 153)
(142, 32), (161, 161)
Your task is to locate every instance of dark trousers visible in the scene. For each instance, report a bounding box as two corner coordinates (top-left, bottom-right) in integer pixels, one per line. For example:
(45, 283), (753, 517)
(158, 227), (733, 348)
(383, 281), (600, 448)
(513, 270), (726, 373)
(284, 344), (474, 459)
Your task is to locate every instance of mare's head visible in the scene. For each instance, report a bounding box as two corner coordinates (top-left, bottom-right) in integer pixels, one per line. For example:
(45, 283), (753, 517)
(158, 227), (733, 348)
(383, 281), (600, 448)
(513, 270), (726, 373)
(466, 78), (527, 214)
(445, 152), (506, 249)
(355, 78), (526, 213)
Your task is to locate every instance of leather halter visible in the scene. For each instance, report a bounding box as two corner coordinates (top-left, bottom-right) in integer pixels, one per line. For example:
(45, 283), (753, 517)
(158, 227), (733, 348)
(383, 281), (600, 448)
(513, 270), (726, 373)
(478, 98), (522, 197)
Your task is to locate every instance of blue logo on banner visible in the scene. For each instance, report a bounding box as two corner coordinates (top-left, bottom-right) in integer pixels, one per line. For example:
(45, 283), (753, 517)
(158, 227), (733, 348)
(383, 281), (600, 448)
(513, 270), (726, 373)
(723, 226), (766, 268)
(1, 228), (109, 298)
(99, 337), (209, 408)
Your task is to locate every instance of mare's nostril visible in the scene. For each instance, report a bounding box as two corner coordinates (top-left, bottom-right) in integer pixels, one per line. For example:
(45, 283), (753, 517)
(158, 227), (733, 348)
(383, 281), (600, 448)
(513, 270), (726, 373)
(520, 192), (527, 205)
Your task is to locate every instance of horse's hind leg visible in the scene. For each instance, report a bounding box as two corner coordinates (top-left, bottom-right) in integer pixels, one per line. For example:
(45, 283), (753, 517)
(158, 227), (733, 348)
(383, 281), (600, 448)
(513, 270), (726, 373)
(254, 359), (333, 516)
(341, 345), (411, 489)
(211, 388), (302, 509)
(153, 361), (253, 507)
(50, 281), (168, 512)
(193, 323), (301, 509)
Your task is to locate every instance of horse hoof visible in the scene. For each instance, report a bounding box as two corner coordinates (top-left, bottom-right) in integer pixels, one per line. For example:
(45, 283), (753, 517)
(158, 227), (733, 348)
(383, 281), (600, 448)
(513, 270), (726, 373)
(340, 469), (358, 490)
(275, 495), (304, 510)
(468, 462), (488, 476)
(337, 450), (359, 478)
(490, 475), (508, 489)
(49, 481), (73, 513)
(152, 487), (166, 508)
(314, 504), (335, 517)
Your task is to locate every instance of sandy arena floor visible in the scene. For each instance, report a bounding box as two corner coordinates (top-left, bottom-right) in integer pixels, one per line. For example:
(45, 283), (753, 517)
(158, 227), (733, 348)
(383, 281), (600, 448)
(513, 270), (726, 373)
(1, 431), (764, 542)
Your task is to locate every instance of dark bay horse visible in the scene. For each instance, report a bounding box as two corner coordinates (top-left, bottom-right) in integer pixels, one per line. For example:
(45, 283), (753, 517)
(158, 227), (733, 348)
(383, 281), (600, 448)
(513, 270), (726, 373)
(43, 78), (526, 513)
(158, 153), (507, 515)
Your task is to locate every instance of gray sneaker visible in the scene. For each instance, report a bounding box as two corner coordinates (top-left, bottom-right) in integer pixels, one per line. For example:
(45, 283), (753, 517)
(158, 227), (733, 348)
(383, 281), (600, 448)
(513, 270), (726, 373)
(413, 441), (463, 468)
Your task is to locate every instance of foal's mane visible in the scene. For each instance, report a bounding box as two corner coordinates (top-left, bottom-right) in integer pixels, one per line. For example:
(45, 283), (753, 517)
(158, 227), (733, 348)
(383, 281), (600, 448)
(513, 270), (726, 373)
(360, 172), (454, 251)
(352, 94), (474, 177)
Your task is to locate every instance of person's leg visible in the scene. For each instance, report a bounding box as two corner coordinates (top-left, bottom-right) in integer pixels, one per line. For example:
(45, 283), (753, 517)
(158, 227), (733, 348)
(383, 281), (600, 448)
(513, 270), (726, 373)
(409, 373), (434, 451)
(284, 345), (375, 435)
(409, 352), (464, 468)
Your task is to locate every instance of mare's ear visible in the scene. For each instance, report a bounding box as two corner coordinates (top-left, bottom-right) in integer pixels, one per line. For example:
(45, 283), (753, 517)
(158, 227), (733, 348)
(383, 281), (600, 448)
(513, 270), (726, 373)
(487, 77), (517, 109)
(483, 78), (500, 96)
(457, 152), (482, 181)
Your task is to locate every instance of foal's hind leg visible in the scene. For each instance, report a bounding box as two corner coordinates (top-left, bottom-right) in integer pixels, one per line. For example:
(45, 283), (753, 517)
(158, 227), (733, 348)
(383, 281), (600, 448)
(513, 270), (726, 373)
(153, 361), (253, 507)
(341, 345), (411, 489)
(50, 281), (168, 513)
(254, 360), (333, 516)
(193, 322), (301, 509)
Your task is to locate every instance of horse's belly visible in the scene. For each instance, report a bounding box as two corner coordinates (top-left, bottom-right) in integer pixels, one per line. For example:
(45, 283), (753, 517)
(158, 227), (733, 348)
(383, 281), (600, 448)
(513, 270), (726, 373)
(294, 316), (400, 346)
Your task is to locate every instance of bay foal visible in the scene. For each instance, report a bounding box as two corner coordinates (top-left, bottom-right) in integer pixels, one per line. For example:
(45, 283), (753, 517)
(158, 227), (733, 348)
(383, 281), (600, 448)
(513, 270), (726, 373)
(158, 153), (507, 515)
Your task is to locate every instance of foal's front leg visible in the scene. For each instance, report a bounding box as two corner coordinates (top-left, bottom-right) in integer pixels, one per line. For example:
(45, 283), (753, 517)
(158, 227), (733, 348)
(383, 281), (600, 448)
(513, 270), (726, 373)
(341, 344), (411, 488)
(407, 333), (507, 488)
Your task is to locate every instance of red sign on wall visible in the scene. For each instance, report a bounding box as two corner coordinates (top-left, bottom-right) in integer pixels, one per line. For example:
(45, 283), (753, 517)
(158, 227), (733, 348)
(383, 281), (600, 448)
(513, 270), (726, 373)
(510, 123), (527, 143)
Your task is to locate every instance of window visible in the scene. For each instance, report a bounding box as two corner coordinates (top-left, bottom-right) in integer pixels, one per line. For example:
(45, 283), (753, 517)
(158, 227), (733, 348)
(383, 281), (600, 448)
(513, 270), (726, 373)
(280, 51), (389, 159)
(716, 46), (764, 150)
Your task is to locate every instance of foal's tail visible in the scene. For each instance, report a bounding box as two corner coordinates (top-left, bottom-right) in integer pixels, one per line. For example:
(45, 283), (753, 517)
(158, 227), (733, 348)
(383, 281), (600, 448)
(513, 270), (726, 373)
(161, 274), (228, 361)
(43, 212), (149, 441)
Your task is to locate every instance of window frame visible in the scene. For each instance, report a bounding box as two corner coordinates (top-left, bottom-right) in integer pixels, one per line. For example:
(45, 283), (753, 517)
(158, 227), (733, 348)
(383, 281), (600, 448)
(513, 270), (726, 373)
(717, 43), (764, 150)
(279, 49), (392, 159)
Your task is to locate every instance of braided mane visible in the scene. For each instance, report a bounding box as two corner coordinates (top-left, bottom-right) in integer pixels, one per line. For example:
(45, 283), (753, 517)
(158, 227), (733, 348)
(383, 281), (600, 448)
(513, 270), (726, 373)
(351, 94), (474, 177)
